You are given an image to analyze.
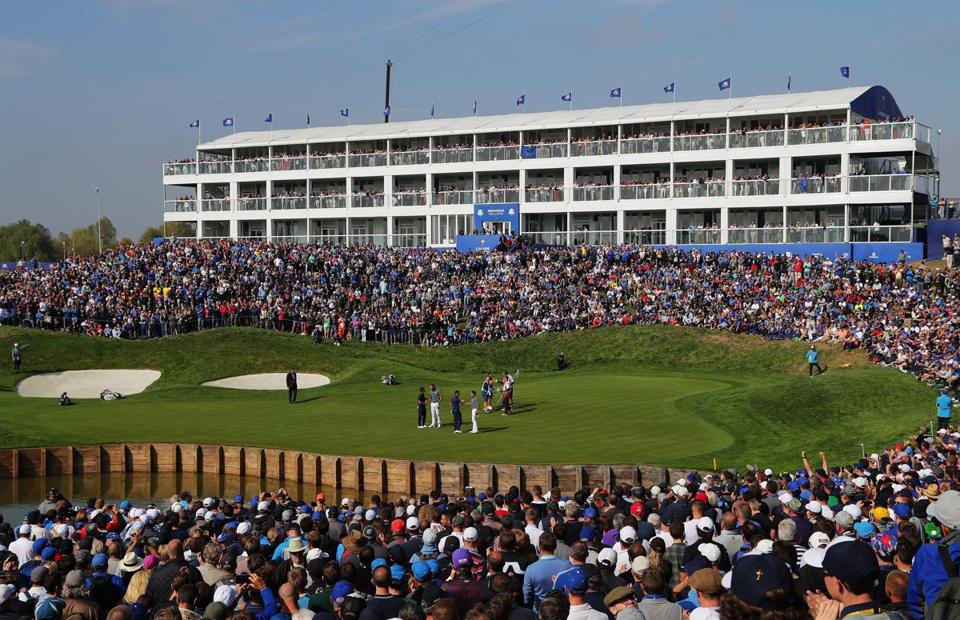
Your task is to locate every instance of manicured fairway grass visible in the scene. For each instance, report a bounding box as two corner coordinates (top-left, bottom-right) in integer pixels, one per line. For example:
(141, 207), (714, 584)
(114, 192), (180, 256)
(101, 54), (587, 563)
(0, 326), (937, 470)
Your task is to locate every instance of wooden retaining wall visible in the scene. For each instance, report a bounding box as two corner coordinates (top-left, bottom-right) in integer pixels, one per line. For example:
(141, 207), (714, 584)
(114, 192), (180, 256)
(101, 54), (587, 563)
(0, 444), (697, 495)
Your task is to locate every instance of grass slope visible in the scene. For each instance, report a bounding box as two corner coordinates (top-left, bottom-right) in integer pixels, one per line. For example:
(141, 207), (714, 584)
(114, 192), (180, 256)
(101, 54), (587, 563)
(0, 326), (937, 470)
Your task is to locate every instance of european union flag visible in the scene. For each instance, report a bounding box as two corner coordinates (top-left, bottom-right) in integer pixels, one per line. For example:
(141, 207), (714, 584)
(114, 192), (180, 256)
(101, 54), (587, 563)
(610, 87), (621, 98)
(799, 177), (808, 192)
(264, 113), (272, 123)
(663, 82), (675, 93)
(561, 92), (572, 102)
(222, 117), (234, 128)
(840, 66), (850, 79)
(306, 113), (310, 126)
(718, 77), (731, 91)
(520, 145), (537, 159)
(383, 106), (391, 117)
(473, 99), (478, 115)
(516, 94), (525, 106)
(189, 119), (200, 128)
(787, 73), (791, 93)
(340, 108), (349, 118)
(430, 103), (435, 118)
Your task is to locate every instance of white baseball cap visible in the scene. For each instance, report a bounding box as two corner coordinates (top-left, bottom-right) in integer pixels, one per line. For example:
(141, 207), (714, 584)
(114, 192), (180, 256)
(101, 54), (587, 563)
(257, 501), (269, 513)
(809, 532), (830, 548)
(700, 543), (721, 563)
(631, 556), (651, 574)
(237, 522), (252, 535)
(696, 517), (715, 531)
(843, 505), (862, 520)
(598, 547), (617, 567)
(805, 501), (822, 514)
(406, 516), (419, 531)
(619, 526), (637, 543)
(464, 527), (478, 542)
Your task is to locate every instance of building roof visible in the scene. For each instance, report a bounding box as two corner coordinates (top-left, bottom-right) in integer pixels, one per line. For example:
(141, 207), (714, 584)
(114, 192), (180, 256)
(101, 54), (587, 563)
(199, 86), (876, 150)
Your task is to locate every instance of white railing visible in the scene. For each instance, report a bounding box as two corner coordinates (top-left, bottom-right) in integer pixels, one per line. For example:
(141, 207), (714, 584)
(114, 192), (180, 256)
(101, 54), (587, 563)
(848, 225), (913, 242)
(573, 185), (615, 201)
(727, 228), (786, 244)
(620, 136), (670, 154)
(309, 234), (348, 245)
(849, 121), (915, 142)
(234, 159), (270, 173)
(431, 148), (474, 164)
(270, 235), (310, 244)
(392, 192), (428, 206)
(791, 176), (841, 194)
(475, 189), (520, 203)
(732, 179), (780, 196)
(785, 226), (845, 243)
(389, 151), (430, 166)
(309, 195), (347, 209)
(393, 233), (428, 247)
(201, 199), (230, 212)
(272, 196), (308, 210)
(164, 162), (196, 176)
(848, 174), (912, 192)
(620, 184), (670, 200)
(914, 174), (936, 195)
(729, 130), (785, 148)
(349, 233), (389, 245)
(431, 190), (474, 205)
(623, 229), (667, 245)
(676, 229), (722, 244)
(475, 146), (519, 161)
(673, 181), (725, 198)
(525, 188), (565, 203)
(526, 143), (568, 158)
(787, 125), (845, 145)
(237, 197), (267, 211)
(270, 157), (307, 172)
(309, 154), (346, 169)
(199, 160), (231, 174)
(570, 140), (617, 157)
(164, 200), (197, 213)
(673, 133), (726, 151)
(351, 194), (385, 208)
(348, 153), (387, 167)
(570, 230), (618, 245)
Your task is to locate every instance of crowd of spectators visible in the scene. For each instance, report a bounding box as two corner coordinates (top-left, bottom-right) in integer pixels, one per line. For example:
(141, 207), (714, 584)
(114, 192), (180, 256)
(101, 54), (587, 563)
(4, 433), (960, 620)
(1, 241), (960, 389)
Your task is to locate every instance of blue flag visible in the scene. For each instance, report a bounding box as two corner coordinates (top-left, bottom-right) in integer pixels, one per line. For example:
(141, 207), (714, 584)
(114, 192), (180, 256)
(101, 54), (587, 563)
(520, 145), (537, 159)
(473, 99), (478, 115)
(222, 117), (234, 128)
(840, 66), (850, 79)
(787, 73), (791, 92)
(340, 108), (349, 118)
(516, 94), (525, 106)
(610, 87), (621, 98)
(718, 77), (731, 91)
(189, 119), (200, 128)
(383, 106), (391, 117)
(430, 103), (435, 118)
(663, 82), (675, 93)
(306, 112), (310, 126)
(264, 113), (272, 123)
(561, 91), (572, 102)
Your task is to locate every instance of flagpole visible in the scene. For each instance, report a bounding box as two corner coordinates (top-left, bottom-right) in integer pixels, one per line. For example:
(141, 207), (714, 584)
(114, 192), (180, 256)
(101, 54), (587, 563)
(673, 83), (677, 104)
(569, 90), (573, 114)
(197, 116), (201, 146)
(729, 76), (733, 100)
(619, 86), (623, 107)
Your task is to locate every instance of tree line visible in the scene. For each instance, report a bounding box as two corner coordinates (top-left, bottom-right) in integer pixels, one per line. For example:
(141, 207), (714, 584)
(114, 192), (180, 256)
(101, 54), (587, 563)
(0, 219), (195, 262)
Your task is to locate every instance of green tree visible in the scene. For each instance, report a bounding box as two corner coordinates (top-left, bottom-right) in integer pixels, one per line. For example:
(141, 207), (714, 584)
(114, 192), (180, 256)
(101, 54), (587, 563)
(139, 222), (196, 244)
(0, 219), (56, 261)
(66, 216), (119, 257)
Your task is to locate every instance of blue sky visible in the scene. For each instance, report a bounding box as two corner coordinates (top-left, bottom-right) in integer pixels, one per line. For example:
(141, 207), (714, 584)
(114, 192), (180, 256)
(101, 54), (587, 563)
(1, 0), (957, 237)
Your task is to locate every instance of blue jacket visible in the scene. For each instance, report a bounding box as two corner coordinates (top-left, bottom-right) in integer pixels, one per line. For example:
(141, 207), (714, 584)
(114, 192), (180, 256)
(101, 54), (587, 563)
(523, 555), (571, 610)
(908, 538), (960, 619)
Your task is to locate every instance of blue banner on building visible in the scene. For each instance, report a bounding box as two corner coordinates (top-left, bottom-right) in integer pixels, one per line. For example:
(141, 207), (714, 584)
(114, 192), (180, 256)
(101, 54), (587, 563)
(669, 242), (922, 264)
(473, 203), (520, 234)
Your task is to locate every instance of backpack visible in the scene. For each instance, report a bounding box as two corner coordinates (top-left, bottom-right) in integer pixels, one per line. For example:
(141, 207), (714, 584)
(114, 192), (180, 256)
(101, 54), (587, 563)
(926, 544), (960, 620)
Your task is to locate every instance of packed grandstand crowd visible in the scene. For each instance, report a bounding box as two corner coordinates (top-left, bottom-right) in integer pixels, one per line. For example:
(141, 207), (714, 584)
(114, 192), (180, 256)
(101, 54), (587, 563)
(2, 433), (960, 620)
(1, 240), (958, 389)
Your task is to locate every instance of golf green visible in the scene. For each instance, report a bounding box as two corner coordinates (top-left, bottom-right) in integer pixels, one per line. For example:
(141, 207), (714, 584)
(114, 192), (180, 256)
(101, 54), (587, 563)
(0, 326), (938, 470)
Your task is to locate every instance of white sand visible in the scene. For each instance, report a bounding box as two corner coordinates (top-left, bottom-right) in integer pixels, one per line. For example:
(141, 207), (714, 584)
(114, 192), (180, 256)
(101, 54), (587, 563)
(16, 369), (162, 399)
(202, 373), (330, 391)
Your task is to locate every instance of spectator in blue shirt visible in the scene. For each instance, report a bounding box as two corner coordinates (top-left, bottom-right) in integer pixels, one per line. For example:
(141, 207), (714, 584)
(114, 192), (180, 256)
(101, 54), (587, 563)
(908, 490), (960, 618)
(523, 532), (571, 611)
(807, 345), (824, 376)
(937, 389), (954, 430)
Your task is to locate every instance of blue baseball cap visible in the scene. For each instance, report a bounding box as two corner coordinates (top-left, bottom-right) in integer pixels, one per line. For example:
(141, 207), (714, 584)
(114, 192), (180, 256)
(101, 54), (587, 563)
(854, 521), (877, 539)
(390, 564), (406, 584)
(40, 547), (56, 561)
(119, 500), (131, 510)
(234, 495), (244, 504)
(32, 539), (49, 554)
(299, 505), (310, 514)
(412, 561), (433, 581)
(583, 507), (597, 519)
(371, 558), (388, 571)
(331, 581), (353, 607)
(579, 525), (596, 541)
(106, 532), (120, 542)
(92, 553), (108, 568)
(562, 566), (587, 594)
(893, 503), (912, 519)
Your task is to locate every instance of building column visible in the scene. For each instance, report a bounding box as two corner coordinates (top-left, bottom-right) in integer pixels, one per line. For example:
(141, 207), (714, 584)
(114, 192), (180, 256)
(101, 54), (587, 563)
(666, 208), (678, 245)
(387, 215), (394, 246)
(519, 169), (526, 206)
(840, 152), (850, 194)
(720, 207), (729, 244)
(779, 156), (791, 197)
(616, 210), (625, 244)
(724, 159), (734, 202)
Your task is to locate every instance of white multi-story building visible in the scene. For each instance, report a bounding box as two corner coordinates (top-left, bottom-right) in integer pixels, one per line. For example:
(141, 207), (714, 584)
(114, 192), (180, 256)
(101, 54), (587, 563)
(162, 85), (936, 252)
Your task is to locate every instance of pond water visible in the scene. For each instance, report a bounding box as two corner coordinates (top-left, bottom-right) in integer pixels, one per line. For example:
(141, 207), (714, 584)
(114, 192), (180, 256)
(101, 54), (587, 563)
(0, 473), (365, 523)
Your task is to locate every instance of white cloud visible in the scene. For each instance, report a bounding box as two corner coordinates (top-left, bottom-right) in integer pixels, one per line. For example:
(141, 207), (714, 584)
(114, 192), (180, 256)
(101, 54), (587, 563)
(0, 37), (57, 78)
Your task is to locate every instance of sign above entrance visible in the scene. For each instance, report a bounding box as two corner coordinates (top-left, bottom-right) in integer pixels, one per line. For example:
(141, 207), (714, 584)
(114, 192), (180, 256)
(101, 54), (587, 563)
(474, 203), (520, 235)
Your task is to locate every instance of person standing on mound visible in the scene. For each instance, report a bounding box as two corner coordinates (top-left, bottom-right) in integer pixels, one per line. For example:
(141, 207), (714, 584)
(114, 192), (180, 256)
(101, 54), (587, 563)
(417, 387), (427, 429)
(11, 342), (27, 373)
(469, 390), (479, 434)
(937, 388), (954, 431)
(806, 345), (824, 377)
(451, 390), (463, 433)
(429, 384), (443, 428)
(286, 369), (298, 404)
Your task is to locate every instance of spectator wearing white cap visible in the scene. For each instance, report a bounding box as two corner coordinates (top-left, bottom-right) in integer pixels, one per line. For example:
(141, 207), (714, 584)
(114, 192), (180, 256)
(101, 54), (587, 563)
(681, 517), (730, 572)
(9, 524), (33, 566)
(612, 526), (636, 576)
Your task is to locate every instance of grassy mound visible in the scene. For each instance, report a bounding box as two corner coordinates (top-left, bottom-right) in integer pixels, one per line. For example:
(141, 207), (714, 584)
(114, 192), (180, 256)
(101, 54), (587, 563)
(0, 326), (936, 470)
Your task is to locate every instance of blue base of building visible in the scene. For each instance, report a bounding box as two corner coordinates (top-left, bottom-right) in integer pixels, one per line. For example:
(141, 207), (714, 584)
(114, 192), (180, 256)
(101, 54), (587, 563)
(662, 242), (922, 263)
(456, 235), (503, 252)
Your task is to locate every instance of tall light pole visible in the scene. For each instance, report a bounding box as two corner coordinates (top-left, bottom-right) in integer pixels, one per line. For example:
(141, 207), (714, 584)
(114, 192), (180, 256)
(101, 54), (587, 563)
(92, 185), (103, 254)
(20, 240), (25, 262)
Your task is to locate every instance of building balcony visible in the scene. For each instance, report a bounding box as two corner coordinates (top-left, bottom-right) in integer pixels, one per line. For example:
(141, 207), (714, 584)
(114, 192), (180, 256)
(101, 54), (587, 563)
(390, 151), (430, 166)
(164, 199), (197, 213)
(620, 137), (670, 154)
(525, 143), (568, 158)
(787, 125), (845, 145)
(270, 157), (307, 172)
(431, 190), (474, 205)
(352, 193), (385, 208)
(309, 154), (346, 169)
(785, 226), (845, 243)
(199, 161), (232, 174)
(234, 159), (270, 173)
(525, 188), (565, 203)
(570, 140), (617, 157)
(164, 162), (196, 176)
(475, 146), (519, 161)
(673, 133), (726, 151)
(791, 176), (842, 194)
(570, 230), (618, 245)
(349, 153), (387, 167)
(676, 229), (722, 244)
(848, 174), (912, 192)
(673, 181), (725, 198)
(623, 229), (667, 245)
(475, 188), (520, 203)
(201, 198), (231, 212)
(392, 192), (428, 206)
(849, 225), (913, 242)
(572, 185), (615, 201)
(272, 196), (308, 210)
(849, 121), (926, 142)
(729, 130), (785, 148)
(393, 233), (428, 248)
(727, 228), (786, 244)
(732, 179), (780, 196)
(431, 148), (474, 164)
(620, 184), (670, 200)
(309, 195), (347, 209)
(349, 233), (389, 245)
(237, 197), (267, 211)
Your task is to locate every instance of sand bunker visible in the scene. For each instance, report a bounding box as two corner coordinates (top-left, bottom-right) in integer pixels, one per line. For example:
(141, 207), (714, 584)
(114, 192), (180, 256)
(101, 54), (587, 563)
(202, 373), (330, 391)
(16, 369), (162, 398)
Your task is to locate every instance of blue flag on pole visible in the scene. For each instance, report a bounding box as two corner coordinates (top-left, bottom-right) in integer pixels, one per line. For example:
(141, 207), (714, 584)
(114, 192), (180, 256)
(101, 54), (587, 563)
(787, 73), (791, 92)
(718, 77), (731, 91)
(264, 113), (272, 123)
(663, 82), (675, 93)
(222, 117), (234, 128)
(430, 103), (435, 118)
(610, 87), (621, 98)
(516, 94), (525, 106)
(520, 146), (537, 159)
(473, 99), (478, 115)
(840, 66), (850, 78)
(383, 106), (391, 117)
(340, 108), (349, 118)
(306, 112), (310, 126)
(561, 92), (572, 102)
(189, 119), (200, 128)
